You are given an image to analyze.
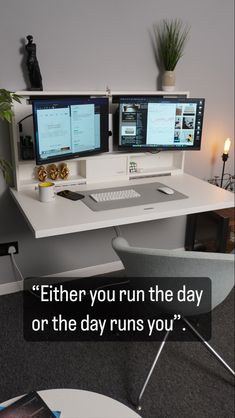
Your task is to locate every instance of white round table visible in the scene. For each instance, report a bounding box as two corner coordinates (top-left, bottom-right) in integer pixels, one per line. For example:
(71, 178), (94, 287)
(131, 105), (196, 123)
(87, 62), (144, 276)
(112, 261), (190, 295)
(2, 388), (141, 418)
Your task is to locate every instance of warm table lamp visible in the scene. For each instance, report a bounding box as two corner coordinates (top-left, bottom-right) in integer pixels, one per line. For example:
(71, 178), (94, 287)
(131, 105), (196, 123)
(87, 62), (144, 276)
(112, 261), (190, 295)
(220, 138), (232, 187)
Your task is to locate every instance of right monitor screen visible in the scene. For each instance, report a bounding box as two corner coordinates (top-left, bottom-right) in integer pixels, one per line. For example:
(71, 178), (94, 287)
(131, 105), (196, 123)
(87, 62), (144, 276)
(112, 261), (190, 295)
(118, 97), (205, 151)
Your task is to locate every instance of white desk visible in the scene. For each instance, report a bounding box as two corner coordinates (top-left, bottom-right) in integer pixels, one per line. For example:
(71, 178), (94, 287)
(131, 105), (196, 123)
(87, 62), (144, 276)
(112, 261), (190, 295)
(10, 174), (234, 238)
(2, 388), (141, 417)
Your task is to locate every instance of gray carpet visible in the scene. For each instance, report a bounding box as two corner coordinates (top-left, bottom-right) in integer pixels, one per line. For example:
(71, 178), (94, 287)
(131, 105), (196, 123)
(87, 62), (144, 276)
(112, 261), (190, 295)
(0, 285), (234, 418)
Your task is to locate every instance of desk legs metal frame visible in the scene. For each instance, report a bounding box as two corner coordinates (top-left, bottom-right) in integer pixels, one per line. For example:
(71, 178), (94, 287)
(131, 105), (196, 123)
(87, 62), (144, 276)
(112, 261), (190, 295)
(135, 318), (234, 411)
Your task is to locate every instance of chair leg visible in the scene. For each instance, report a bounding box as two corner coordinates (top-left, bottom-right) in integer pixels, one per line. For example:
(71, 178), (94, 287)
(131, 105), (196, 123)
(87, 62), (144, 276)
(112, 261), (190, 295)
(136, 330), (170, 411)
(182, 316), (235, 377)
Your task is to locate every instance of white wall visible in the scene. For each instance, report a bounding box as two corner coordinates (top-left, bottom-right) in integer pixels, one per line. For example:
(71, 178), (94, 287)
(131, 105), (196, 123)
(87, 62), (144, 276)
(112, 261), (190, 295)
(0, 0), (234, 284)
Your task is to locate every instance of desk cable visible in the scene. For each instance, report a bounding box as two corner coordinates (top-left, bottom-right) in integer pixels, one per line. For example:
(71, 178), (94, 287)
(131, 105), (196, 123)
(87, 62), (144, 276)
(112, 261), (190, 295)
(8, 246), (24, 291)
(113, 226), (122, 237)
(8, 242), (129, 295)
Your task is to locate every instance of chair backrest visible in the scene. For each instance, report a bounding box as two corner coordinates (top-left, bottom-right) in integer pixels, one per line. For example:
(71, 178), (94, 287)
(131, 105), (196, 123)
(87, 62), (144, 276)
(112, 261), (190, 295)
(112, 237), (234, 312)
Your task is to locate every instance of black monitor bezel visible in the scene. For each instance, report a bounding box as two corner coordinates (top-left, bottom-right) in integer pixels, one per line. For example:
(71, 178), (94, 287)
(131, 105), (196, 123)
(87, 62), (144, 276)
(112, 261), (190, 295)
(32, 95), (109, 165)
(113, 96), (205, 152)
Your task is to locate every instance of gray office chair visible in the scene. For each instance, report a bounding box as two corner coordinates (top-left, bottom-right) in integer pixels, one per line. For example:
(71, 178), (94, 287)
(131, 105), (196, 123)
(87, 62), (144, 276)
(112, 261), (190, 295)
(112, 237), (235, 410)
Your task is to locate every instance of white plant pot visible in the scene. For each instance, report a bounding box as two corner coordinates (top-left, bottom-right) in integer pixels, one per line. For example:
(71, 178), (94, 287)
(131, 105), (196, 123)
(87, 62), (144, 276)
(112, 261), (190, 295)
(162, 71), (176, 92)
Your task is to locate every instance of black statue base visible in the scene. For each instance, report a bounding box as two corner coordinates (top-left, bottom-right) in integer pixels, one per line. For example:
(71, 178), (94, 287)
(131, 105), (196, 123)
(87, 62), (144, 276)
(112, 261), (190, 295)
(29, 87), (43, 91)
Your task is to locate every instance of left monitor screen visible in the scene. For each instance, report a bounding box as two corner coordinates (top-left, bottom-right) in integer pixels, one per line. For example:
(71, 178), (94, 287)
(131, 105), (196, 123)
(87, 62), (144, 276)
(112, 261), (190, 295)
(32, 96), (109, 165)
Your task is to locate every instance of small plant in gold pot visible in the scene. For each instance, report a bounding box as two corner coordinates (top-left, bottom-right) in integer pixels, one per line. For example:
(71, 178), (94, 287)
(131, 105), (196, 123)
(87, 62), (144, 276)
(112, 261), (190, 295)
(154, 19), (190, 91)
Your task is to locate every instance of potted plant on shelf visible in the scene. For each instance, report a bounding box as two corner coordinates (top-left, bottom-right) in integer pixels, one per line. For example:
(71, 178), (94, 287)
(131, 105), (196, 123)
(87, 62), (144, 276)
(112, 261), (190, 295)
(153, 19), (190, 91)
(0, 89), (21, 183)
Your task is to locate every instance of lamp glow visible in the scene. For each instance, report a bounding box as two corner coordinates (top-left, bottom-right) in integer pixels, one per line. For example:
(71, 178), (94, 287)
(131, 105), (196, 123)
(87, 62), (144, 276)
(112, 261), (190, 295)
(220, 138), (232, 187)
(223, 138), (231, 155)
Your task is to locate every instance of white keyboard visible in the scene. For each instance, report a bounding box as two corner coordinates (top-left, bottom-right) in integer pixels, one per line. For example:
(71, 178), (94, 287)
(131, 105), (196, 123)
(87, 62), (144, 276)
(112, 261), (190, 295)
(90, 189), (141, 203)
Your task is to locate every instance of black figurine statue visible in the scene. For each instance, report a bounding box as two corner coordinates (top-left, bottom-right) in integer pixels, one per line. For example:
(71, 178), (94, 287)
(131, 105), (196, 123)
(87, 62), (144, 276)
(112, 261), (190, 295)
(25, 35), (43, 90)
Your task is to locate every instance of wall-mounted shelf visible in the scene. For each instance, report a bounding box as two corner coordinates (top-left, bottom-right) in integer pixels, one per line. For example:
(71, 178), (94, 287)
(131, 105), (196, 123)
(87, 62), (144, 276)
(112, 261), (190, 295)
(10, 90), (189, 191)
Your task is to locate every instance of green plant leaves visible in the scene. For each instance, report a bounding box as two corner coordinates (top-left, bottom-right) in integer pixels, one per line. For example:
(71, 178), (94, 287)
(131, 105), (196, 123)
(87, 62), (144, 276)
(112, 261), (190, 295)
(0, 89), (22, 184)
(0, 157), (12, 184)
(0, 89), (22, 122)
(154, 19), (190, 71)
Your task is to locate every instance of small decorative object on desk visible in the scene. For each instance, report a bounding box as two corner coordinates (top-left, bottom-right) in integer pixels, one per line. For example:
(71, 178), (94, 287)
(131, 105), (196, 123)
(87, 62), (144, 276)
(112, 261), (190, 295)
(208, 173), (234, 191)
(47, 164), (60, 180)
(60, 162), (70, 179)
(129, 161), (137, 173)
(37, 165), (47, 182)
(153, 19), (190, 91)
(25, 35), (43, 90)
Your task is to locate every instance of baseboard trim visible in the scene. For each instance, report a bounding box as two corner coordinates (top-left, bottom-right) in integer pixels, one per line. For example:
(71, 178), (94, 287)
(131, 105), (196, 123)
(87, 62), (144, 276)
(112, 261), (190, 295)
(46, 260), (124, 278)
(0, 248), (186, 296)
(0, 280), (23, 296)
(0, 260), (124, 296)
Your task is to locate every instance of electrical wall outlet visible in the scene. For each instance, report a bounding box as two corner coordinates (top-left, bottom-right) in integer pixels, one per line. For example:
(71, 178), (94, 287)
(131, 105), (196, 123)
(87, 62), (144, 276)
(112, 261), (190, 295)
(0, 241), (19, 257)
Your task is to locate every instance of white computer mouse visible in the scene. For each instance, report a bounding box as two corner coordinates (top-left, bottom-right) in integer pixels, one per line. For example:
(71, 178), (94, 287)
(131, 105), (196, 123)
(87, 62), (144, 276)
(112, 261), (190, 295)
(157, 186), (175, 195)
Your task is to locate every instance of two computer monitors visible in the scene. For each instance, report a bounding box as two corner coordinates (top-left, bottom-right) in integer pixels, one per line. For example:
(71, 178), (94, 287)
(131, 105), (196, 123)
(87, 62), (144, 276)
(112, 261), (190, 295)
(32, 95), (205, 165)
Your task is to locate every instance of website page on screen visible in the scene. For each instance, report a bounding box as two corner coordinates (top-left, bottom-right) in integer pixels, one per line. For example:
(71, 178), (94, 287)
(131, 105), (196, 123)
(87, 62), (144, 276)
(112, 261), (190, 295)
(119, 98), (203, 149)
(36, 103), (99, 161)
